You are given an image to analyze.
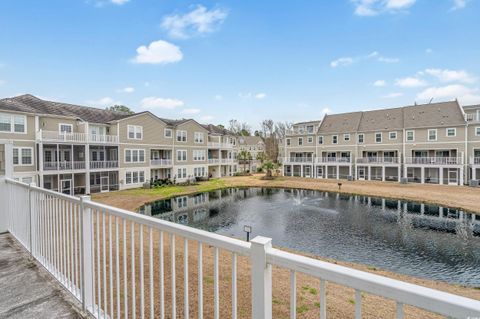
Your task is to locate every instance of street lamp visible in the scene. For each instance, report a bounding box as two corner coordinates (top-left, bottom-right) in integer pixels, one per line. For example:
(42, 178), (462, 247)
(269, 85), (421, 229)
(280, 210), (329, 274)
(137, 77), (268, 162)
(244, 225), (252, 242)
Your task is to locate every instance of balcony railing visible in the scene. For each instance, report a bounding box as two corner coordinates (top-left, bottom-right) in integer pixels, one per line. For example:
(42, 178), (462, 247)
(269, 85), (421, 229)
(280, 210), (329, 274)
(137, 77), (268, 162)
(207, 142), (235, 149)
(208, 158), (220, 164)
(405, 157), (462, 165)
(283, 157), (314, 163)
(317, 157), (352, 164)
(1, 177), (479, 319)
(471, 157), (480, 165)
(356, 157), (400, 164)
(150, 159), (173, 167)
(43, 161), (86, 171)
(221, 158), (235, 164)
(89, 160), (119, 169)
(37, 130), (118, 144)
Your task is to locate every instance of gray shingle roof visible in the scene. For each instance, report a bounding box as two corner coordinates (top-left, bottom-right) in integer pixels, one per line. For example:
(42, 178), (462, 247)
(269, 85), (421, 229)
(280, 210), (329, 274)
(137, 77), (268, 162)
(201, 124), (235, 135)
(238, 136), (264, 145)
(0, 94), (132, 123)
(403, 101), (465, 128)
(358, 107), (404, 132)
(318, 111), (363, 134)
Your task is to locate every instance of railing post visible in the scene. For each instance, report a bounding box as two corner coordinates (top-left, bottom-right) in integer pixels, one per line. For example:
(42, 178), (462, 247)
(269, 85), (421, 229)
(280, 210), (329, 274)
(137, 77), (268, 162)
(28, 182), (36, 256)
(251, 236), (272, 319)
(80, 195), (93, 314)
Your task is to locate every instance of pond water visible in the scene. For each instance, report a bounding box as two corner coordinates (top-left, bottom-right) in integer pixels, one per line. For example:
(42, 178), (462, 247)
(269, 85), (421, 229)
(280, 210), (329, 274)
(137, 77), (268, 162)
(139, 188), (480, 287)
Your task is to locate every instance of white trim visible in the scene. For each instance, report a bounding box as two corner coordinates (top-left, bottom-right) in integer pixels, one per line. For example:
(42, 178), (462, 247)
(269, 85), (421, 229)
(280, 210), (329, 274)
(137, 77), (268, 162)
(127, 125), (143, 140)
(446, 127), (456, 137)
(164, 128), (173, 138)
(124, 148), (146, 163)
(13, 146), (34, 166)
(176, 149), (187, 162)
(406, 130), (415, 142)
(58, 123), (73, 133)
(428, 129), (438, 141)
(0, 112), (28, 134)
(389, 131), (397, 140)
(375, 132), (382, 143)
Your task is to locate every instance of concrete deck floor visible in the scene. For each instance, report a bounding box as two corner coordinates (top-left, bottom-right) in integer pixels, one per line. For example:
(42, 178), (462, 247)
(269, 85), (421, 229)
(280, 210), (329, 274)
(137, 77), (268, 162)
(0, 233), (84, 319)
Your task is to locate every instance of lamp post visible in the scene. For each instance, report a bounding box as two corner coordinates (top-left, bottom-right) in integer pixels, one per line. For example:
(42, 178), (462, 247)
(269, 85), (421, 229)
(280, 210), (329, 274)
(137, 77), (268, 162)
(244, 225), (252, 242)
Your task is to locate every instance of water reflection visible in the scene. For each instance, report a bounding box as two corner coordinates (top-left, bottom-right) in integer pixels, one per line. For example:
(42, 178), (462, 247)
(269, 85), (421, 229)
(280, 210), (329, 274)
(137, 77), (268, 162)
(139, 188), (480, 286)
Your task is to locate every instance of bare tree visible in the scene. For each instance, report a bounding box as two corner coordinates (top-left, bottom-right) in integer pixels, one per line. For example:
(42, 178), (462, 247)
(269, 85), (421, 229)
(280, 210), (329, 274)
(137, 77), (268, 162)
(228, 119), (251, 136)
(257, 120), (292, 163)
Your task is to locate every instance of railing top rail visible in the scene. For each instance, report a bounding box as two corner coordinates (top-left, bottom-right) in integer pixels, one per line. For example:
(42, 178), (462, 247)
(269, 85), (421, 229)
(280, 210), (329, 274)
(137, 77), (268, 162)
(83, 200), (252, 256)
(267, 248), (480, 318)
(5, 178), (81, 203)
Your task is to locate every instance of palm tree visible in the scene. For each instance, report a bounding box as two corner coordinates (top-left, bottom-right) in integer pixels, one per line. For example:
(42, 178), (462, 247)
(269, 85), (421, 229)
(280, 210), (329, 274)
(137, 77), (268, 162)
(256, 151), (268, 165)
(262, 160), (275, 178)
(237, 150), (251, 172)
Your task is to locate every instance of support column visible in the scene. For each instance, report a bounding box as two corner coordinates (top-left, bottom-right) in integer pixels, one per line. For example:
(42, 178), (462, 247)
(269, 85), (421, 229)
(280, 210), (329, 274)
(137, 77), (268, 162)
(251, 236), (273, 319)
(85, 144), (90, 194)
(439, 168), (444, 185)
(349, 164), (352, 179)
(4, 142), (13, 178)
(367, 166), (371, 181)
(420, 167), (425, 184)
(56, 144), (59, 171)
(398, 166), (401, 182)
(300, 165), (303, 177)
(460, 167), (464, 185)
(473, 167), (477, 181)
(382, 166), (386, 182)
(336, 165), (339, 180)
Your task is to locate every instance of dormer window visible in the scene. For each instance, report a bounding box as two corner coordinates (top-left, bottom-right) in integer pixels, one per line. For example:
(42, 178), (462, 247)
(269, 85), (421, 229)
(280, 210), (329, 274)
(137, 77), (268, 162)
(306, 125), (314, 134)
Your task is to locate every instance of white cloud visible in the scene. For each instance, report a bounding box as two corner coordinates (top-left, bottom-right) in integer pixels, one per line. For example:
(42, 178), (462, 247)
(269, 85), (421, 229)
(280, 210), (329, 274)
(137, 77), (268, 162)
(382, 92), (403, 98)
(330, 51), (398, 68)
(182, 108), (201, 115)
(161, 5), (228, 39)
(140, 97), (184, 109)
(451, 0), (469, 10)
(330, 57), (354, 68)
(395, 77), (427, 88)
(132, 40), (183, 65)
(117, 87), (135, 93)
(110, 0), (129, 4)
(352, 0), (416, 16)
(254, 93), (267, 99)
(424, 68), (476, 84)
(239, 92), (267, 99)
(321, 107), (331, 114)
(373, 80), (386, 87)
(416, 84), (480, 104)
(200, 115), (214, 121)
(86, 97), (120, 107)
(214, 94), (223, 101)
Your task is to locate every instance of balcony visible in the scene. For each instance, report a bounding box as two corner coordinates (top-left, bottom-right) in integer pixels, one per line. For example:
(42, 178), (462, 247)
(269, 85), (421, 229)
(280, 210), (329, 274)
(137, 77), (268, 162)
(37, 130), (118, 144)
(150, 159), (173, 167)
(282, 157), (314, 163)
(208, 158), (220, 164)
(207, 142), (235, 149)
(317, 157), (352, 164)
(89, 160), (119, 170)
(43, 161), (86, 171)
(471, 157), (480, 165)
(405, 157), (463, 165)
(1, 177), (479, 319)
(221, 158), (236, 164)
(356, 157), (400, 164)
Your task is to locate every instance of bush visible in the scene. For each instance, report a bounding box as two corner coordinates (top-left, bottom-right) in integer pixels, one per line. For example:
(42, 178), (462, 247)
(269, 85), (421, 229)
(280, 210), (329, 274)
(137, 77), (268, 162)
(256, 167), (263, 173)
(150, 178), (173, 188)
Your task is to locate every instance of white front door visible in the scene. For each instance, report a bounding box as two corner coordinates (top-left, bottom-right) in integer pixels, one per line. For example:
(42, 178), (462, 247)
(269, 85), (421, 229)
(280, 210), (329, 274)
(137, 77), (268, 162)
(448, 169), (458, 185)
(61, 179), (72, 195)
(101, 176), (109, 192)
(358, 167), (366, 180)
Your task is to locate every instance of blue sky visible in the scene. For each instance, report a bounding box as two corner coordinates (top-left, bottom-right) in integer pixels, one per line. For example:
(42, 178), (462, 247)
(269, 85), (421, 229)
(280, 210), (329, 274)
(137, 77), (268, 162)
(0, 0), (479, 128)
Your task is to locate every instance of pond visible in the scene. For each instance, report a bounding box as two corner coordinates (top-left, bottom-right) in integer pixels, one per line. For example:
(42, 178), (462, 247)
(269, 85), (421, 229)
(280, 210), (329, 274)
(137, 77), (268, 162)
(139, 187), (480, 287)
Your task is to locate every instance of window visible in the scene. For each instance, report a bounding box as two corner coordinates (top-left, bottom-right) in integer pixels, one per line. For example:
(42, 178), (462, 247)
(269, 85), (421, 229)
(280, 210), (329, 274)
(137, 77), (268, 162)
(0, 113), (26, 133)
(124, 149), (145, 163)
(406, 130), (415, 142)
(286, 139), (291, 146)
(375, 132), (382, 143)
(428, 129), (437, 141)
(298, 137), (303, 146)
(125, 170), (145, 184)
(344, 134), (350, 141)
(177, 168), (187, 179)
(127, 125), (143, 140)
(307, 136), (313, 143)
(389, 131), (397, 140)
(164, 129), (172, 138)
(13, 147), (33, 165)
(446, 128), (456, 137)
(358, 134), (364, 144)
(306, 125), (314, 133)
(477, 110), (480, 121)
(176, 150), (187, 162)
(318, 136), (324, 145)
(176, 130), (187, 142)
(193, 150), (206, 161)
(332, 135), (338, 144)
(194, 132), (204, 143)
(194, 167), (206, 177)
(476, 127), (480, 136)
(177, 196), (187, 207)
(59, 124), (73, 133)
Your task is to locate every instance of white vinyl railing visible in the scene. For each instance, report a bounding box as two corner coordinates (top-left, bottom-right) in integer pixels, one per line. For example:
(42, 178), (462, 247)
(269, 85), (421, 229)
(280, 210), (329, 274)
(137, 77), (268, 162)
(1, 177), (479, 319)
(316, 157), (352, 164)
(44, 161), (86, 171)
(207, 142), (235, 149)
(405, 157), (462, 165)
(37, 130), (118, 144)
(208, 158), (220, 164)
(356, 157), (400, 164)
(471, 157), (480, 165)
(89, 160), (119, 170)
(283, 157), (314, 163)
(149, 159), (172, 166)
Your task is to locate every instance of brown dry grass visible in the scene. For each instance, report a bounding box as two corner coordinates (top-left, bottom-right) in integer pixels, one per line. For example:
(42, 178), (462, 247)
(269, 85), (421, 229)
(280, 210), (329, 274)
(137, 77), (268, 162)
(89, 175), (480, 318)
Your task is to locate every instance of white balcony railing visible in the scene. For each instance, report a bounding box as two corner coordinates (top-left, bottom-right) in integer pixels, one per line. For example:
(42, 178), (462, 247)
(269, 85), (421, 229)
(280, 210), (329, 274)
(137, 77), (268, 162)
(283, 157), (314, 163)
(1, 178), (479, 319)
(221, 158), (235, 164)
(150, 159), (173, 167)
(208, 158), (220, 164)
(405, 157), (462, 165)
(317, 157), (352, 164)
(356, 157), (400, 164)
(471, 157), (480, 165)
(207, 142), (234, 149)
(37, 130), (118, 144)
(43, 161), (86, 171)
(89, 160), (119, 170)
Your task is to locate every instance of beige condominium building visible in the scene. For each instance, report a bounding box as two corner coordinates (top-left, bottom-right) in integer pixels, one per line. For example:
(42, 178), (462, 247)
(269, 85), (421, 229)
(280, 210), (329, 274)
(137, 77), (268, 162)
(283, 101), (479, 186)
(0, 94), (238, 194)
(238, 135), (265, 172)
